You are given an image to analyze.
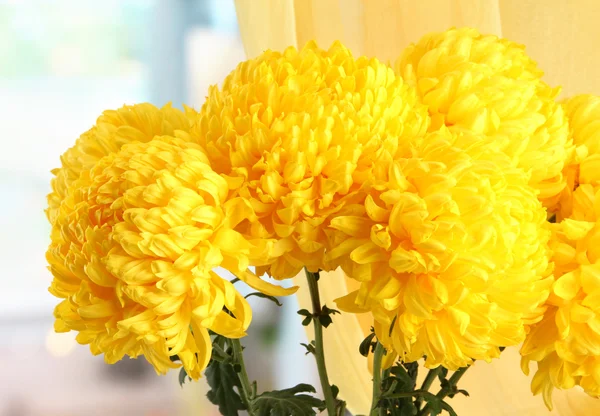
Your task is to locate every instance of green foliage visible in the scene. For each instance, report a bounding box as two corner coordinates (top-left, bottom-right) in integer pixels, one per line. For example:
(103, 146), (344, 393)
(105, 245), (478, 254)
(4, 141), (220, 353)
(297, 305), (340, 327)
(378, 361), (418, 414)
(331, 384), (339, 399)
(373, 362), (467, 416)
(301, 340), (317, 355)
(178, 367), (191, 387)
(204, 333), (324, 416)
(359, 329), (377, 357)
(251, 384), (325, 416)
(297, 309), (313, 326)
(205, 357), (246, 416)
(319, 305), (340, 328)
(203, 334), (246, 415)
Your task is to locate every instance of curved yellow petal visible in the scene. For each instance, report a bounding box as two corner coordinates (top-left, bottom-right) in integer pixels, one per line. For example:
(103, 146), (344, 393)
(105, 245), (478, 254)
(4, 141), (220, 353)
(238, 270), (298, 297)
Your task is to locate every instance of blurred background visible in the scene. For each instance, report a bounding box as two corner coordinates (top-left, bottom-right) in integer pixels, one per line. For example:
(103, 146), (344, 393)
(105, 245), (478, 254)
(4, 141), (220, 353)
(0, 1), (318, 415)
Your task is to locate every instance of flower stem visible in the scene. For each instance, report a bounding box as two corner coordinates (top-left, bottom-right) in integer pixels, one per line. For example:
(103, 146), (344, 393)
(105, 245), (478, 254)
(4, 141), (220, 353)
(305, 269), (337, 416)
(418, 366), (469, 416)
(415, 367), (440, 410)
(231, 338), (257, 416)
(370, 342), (385, 416)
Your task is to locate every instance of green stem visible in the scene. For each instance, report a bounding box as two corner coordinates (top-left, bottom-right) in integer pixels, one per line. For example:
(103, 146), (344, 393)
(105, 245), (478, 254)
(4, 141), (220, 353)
(231, 338), (257, 416)
(415, 367), (440, 410)
(445, 366), (468, 388)
(369, 342), (385, 416)
(418, 366), (470, 416)
(305, 269), (337, 416)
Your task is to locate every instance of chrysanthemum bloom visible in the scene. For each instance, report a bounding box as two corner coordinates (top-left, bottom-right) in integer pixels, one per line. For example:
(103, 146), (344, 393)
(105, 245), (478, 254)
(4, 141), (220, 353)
(332, 129), (552, 370)
(47, 103), (199, 225)
(397, 27), (572, 208)
(195, 41), (430, 279)
(521, 211), (600, 408)
(553, 94), (600, 220)
(47, 135), (295, 378)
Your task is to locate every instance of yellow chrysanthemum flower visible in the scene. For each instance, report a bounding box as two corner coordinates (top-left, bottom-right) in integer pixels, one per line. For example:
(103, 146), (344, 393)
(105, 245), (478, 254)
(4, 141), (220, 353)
(521, 210), (600, 409)
(47, 132), (295, 378)
(564, 95), (600, 156)
(554, 94), (600, 220)
(397, 27), (572, 207)
(195, 41), (430, 279)
(47, 103), (199, 225)
(522, 95), (600, 407)
(333, 128), (552, 370)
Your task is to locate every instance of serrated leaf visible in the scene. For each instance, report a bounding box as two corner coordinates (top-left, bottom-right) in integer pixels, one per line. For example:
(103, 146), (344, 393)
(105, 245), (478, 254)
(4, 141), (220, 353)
(245, 292), (283, 306)
(205, 358), (246, 416)
(251, 383), (324, 416)
(178, 367), (190, 387)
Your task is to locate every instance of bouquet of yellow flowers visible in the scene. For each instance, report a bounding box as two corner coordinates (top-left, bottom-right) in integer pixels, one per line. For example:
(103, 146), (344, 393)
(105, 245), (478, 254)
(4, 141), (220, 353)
(45, 28), (600, 415)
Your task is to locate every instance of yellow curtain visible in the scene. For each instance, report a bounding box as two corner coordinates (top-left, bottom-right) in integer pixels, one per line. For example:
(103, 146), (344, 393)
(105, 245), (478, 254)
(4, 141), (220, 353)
(234, 0), (600, 98)
(234, 1), (600, 414)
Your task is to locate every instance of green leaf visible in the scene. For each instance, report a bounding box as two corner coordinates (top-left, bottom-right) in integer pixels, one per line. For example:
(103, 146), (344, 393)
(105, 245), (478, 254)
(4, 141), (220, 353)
(319, 305), (340, 328)
(403, 362), (419, 388)
(251, 383), (325, 416)
(245, 292), (283, 306)
(331, 384), (339, 399)
(456, 389), (469, 397)
(389, 364), (416, 391)
(394, 400), (418, 416)
(297, 309), (311, 317)
(205, 358), (246, 416)
(321, 305), (340, 315)
(379, 363), (424, 415)
(178, 367), (191, 387)
(359, 332), (376, 357)
(300, 341), (316, 356)
(319, 314), (333, 327)
(297, 309), (313, 326)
